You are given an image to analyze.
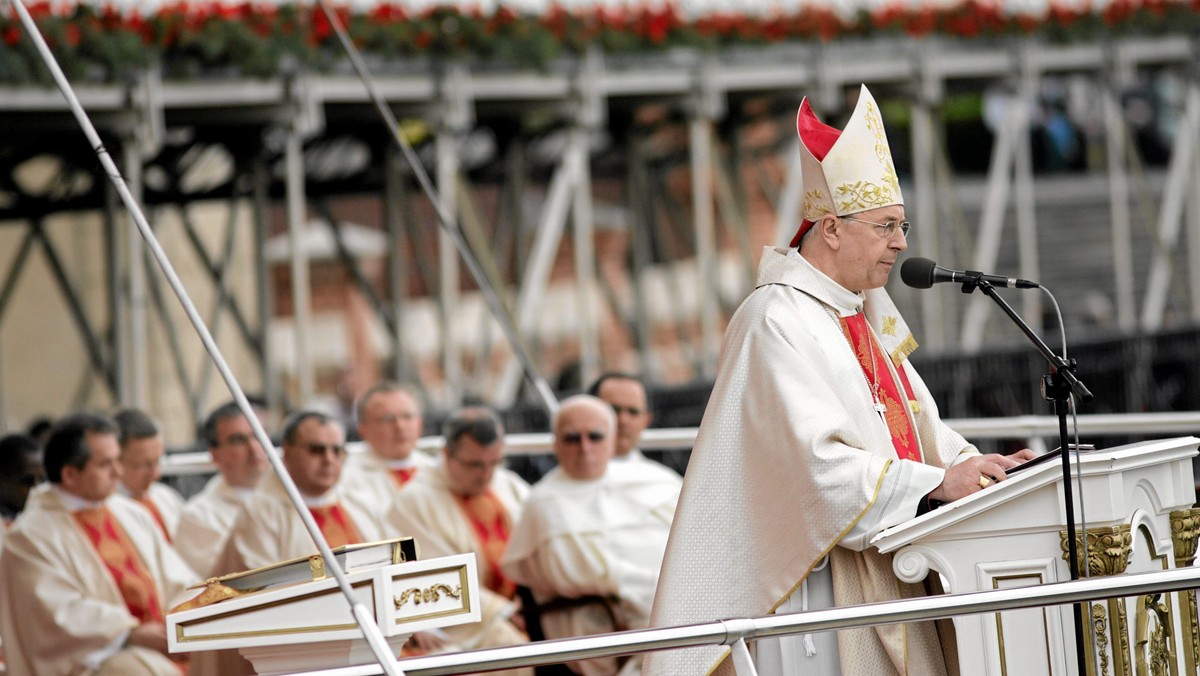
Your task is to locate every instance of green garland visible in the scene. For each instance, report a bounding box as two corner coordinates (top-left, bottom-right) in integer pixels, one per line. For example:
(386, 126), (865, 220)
(1, 0), (1198, 85)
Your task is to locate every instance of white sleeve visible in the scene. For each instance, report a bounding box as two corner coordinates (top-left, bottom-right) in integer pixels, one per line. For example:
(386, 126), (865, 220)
(838, 459), (943, 551)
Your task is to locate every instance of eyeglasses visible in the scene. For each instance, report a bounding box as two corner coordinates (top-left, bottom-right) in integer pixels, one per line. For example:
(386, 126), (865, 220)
(844, 217), (911, 240)
(448, 456), (505, 472)
(304, 442), (345, 457)
(561, 431), (606, 444)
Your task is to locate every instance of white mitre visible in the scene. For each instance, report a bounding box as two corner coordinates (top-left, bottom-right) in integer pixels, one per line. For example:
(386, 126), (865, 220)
(791, 84), (904, 247)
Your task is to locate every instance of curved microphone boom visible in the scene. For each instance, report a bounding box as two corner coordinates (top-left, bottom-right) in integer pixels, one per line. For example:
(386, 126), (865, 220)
(900, 257), (1040, 290)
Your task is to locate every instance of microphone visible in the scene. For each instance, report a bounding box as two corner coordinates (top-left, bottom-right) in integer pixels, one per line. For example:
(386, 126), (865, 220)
(900, 257), (1040, 290)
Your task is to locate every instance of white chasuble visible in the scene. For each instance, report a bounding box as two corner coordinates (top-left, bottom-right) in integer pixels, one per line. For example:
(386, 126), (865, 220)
(503, 462), (680, 676)
(385, 460), (534, 676)
(0, 485), (198, 676)
(645, 247), (977, 676)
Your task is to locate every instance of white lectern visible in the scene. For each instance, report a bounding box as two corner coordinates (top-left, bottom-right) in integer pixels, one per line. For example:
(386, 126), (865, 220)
(167, 542), (481, 675)
(872, 436), (1200, 676)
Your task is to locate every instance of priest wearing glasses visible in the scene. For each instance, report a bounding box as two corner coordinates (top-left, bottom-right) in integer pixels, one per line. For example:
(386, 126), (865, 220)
(646, 85), (1034, 676)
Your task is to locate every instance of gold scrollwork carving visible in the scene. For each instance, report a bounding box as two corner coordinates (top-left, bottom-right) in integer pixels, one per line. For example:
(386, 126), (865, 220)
(394, 583), (462, 610)
(1169, 508), (1200, 568)
(309, 555), (326, 581)
(1135, 593), (1173, 676)
(1094, 603), (1111, 675)
(1115, 599), (1132, 676)
(1061, 523), (1133, 577)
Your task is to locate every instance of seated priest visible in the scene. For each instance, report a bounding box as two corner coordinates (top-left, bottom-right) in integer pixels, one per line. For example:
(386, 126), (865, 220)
(227, 409), (384, 571)
(114, 408), (185, 543)
(502, 395), (681, 676)
(175, 400), (270, 579)
(386, 406), (533, 675)
(0, 412), (197, 676)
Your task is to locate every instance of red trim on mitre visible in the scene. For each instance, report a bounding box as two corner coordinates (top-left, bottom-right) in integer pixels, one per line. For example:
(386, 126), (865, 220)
(791, 98), (843, 247)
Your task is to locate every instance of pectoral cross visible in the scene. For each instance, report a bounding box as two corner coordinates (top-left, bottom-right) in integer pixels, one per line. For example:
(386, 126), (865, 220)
(873, 401), (888, 425)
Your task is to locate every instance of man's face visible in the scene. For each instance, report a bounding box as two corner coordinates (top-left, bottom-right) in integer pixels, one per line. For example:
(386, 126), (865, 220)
(444, 436), (505, 498)
(283, 418), (346, 497)
(0, 450), (43, 515)
(596, 378), (652, 458)
(554, 404), (614, 481)
(119, 435), (164, 497)
(833, 205), (908, 293)
(357, 390), (422, 461)
(61, 432), (122, 503)
(211, 414), (269, 489)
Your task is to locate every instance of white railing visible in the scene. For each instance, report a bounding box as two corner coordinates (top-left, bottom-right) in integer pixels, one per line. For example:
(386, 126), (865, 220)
(292, 565), (1200, 675)
(162, 411), (1200, 476)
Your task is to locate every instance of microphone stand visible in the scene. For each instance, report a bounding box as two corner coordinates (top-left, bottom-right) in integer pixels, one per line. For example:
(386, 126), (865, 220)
(958, 275), (1094, 675)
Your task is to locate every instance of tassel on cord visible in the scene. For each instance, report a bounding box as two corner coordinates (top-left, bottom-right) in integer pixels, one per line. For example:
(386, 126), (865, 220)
(801, 556), (830, 657)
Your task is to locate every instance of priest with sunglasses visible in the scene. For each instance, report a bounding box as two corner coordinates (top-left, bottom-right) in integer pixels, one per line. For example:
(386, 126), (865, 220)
(504, 395), (681, 676)
(645, 86), (1034, 676)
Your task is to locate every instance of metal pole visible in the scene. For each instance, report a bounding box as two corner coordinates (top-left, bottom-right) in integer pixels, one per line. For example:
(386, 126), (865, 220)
(570, 125), (599, 385)
(1103, 73), (1136, 331)
(1140, 83), (1199, 330)
(123, 134), (148, 407)
(285, 125), (315, 403)
(436, 125), (462, 408)
(5, 1), (405, 673)
(308, 566), (1200, 676)
(910, 48), (945, 350)
(689, 115), (718, 377)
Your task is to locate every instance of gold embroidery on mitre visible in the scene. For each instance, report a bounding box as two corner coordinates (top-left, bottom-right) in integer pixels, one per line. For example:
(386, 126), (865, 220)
(836, 180), (896, 213)
(881, 316), (898, 336)
(803, 189), (834, 221)
(865, 101), (902, 196)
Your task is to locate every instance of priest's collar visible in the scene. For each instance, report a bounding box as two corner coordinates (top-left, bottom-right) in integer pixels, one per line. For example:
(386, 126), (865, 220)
(51, 484), (107, 512)
(380, 453), (420, 470)
(302, 489), (338, 507)
(757, 246), (862, 315)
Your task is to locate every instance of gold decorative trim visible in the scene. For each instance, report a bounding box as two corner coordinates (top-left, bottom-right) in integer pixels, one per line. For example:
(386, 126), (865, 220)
(1115, 598), (1132, 676)
(1135, 593), (1173, 676)
(802, 189), (832, 221)
(834, 180), (896, 214)
(1169, 509), (1200, 568)
(175, 579), (376, 643)
(394, 583), (461, 609)
(309, 555), (326, 580)
(1060, 523), (1133, 577)
(392, 565), (474, 625)
(991, 572), (1053, 676)
(1094, 603), (1111, 676)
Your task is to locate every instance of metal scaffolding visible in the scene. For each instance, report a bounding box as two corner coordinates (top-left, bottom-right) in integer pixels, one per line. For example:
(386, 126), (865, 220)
(1, 34), (1198, 438)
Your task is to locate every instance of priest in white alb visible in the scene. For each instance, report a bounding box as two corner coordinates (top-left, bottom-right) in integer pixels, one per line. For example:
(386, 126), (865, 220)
(227, 410), (385, 572)
(644, 85), (1034, 676)
(503, 395), (680, 676)
(342, 381), (436, 507)
(114, 408), (185, 543)
(385, 406), (533, 674)
(0, 413), (198, 676)
(174, 400), (270, 578)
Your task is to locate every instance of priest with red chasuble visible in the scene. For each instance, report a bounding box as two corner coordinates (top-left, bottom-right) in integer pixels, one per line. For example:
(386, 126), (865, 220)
(227, 410), (386, 573)
(0, 413), (198, 676)
(646, 85), (1034, 676)
(386, 407), (533, 676)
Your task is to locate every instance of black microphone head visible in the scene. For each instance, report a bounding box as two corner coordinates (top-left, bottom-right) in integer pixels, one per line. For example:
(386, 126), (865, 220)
(900, 257), (938, 289)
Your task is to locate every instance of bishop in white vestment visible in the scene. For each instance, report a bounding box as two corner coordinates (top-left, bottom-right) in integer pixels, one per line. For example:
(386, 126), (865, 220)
(646, 85), (1032, 676)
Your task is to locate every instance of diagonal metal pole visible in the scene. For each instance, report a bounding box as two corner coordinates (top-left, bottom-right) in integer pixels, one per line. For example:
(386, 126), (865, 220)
(314, 0), (557, 415)
(5, 2), (405, 674)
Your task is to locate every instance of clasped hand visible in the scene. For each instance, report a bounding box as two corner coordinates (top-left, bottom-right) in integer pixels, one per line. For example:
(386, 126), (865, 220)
(929, 449), (1037, 503)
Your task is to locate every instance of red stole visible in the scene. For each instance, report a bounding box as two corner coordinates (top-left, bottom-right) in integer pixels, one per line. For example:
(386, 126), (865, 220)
(454, 490), (515, 598)
(309, 503), (363, 549)
(840, 312), (922, 462)
(72, 506), (165, 624)
(136, 495), (172, 543)
(390, 467), (418, 487)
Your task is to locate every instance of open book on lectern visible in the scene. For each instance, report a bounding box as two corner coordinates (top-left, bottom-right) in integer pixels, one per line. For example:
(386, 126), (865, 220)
(1005, 443), (1096, 475)
(171, 537), (417, 612)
